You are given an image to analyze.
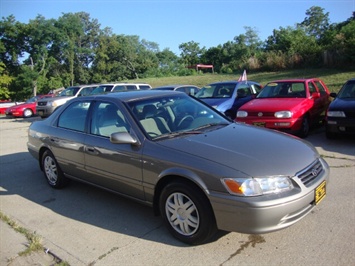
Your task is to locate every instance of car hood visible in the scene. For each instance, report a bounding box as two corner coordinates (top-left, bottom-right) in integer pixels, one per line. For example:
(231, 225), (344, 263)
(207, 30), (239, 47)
(7, 102), (33, 109)
(200, 98), (230, 107)
(240, 98), (306, 111)
(329, 97), (355, 111)
(159, 124), (318, 177)
(38, 96), (71, 103)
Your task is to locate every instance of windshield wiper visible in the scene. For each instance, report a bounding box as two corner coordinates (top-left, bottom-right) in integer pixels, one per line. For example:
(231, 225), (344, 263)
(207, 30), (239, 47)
(152, 123), (229, 140)
(193, 122), (229, 131)
(153, 130), (203, 140)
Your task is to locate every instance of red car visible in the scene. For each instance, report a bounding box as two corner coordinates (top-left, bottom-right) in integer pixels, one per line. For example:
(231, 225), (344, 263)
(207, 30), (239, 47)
(235, 78), (331, 137)
(5, 94), (54, 118)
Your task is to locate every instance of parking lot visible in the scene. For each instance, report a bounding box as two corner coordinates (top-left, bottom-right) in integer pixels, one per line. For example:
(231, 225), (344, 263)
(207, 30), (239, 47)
(1, 116), (354, 265)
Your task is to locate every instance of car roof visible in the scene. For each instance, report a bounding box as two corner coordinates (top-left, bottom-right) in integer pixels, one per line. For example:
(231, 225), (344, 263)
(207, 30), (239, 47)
(81, 90), (185, 102)
(152, 84), (198, 89)
(208, 80), (260, 85)
(98, 83), (150, 86)
(267, 78), (320, 83)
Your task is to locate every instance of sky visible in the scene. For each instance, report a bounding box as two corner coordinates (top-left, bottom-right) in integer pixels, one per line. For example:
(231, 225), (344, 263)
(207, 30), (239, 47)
(1, 0), (354, 55)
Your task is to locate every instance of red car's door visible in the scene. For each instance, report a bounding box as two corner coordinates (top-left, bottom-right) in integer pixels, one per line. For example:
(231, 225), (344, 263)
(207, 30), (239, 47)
(307, 80), (327, 122)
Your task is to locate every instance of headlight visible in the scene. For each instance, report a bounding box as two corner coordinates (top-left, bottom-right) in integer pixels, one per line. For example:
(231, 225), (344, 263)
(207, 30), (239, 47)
(236, 111), (248, 118)
(48, 101), (58, 107)
(275, 111), (292, 118)
(222, 176), (294, 196)
(327, 111), (346, 117)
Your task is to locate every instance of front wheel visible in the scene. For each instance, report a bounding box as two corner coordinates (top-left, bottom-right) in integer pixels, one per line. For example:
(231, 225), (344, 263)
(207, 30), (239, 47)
(159, 181), (217, 245)
(41, 150), (68, 188)
(298, 116), (310, 138)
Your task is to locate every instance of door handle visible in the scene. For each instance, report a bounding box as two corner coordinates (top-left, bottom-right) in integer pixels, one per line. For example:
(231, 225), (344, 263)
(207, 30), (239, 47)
(85, 146), (99, 155)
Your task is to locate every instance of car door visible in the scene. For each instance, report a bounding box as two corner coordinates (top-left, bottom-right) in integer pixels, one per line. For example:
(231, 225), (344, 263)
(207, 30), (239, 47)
(314, 80), (331, 117)
(50, 99), (92, 179)
(83, 100), (145, 200)
(307, 80), (324, 121)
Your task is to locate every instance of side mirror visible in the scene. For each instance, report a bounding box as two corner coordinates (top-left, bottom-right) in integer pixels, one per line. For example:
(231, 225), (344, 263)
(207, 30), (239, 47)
(110, 132), (140, 146)
(330, 92), (337, 98)
(311, 92), (320, 99)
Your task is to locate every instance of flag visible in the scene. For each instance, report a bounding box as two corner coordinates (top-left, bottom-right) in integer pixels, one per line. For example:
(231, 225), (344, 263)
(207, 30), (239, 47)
(237, 69), (247, 82)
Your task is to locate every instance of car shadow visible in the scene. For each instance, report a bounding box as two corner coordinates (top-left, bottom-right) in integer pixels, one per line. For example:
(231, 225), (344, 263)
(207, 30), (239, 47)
(0, 151), (224, 247)
(306, 125), (355, 157)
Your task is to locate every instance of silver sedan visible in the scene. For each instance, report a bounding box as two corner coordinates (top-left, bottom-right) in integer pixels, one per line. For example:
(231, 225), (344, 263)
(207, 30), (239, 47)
(27, 90), (329, 245)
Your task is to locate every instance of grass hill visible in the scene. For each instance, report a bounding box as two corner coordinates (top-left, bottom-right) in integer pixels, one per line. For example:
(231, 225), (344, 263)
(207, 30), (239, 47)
(126, 68), (355, 93)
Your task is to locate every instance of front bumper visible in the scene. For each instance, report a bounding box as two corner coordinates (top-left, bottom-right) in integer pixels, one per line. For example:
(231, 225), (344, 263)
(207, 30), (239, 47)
(36, 106), (56, 117)
(209, 158), (329, 234)
(237, 117), (302, 133)
(326, 117), (355, 135)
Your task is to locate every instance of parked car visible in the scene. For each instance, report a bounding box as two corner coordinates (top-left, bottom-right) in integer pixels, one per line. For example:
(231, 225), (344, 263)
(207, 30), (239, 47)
(90, 83), (152, 95)
(5, 94), (54, 118)
(0, 100), (23, 115)
(27, 90), (329, 245)
(195, 81), (262, 119)
(325, 78), (355, 138)
(235, 78), (331, 138)
(151, 84), (200, 96)
(36, 84), (98, 118)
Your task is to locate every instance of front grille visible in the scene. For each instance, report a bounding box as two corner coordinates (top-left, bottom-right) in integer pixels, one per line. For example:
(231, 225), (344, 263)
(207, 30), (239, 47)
(37, 101), (47, 106)
(296, 159), (323, 187)
(248, 111), (274, 117)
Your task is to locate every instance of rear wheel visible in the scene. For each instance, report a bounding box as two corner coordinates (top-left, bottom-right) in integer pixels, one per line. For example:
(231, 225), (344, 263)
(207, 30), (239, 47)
(41, 150), (68, 188)
(159, 181), (217, 245)
(23, 108), (33, 118)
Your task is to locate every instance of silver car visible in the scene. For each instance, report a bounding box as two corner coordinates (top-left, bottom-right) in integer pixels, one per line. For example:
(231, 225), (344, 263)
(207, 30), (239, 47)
(27, 90), (329, 245)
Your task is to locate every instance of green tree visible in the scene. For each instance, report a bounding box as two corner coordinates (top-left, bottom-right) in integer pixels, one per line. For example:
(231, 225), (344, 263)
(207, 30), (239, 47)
(21, 15), (58, 95)
(299, 6), (330, 40)
(0, 15), (27, 75)
(179, 41), (205, 66)
(0, 62), (13, 99)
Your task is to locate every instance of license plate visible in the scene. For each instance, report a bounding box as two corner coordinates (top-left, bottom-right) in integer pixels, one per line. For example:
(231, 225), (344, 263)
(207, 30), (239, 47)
(253, 122), (265, 127)
(38, 111), (43, 116)
(315, 181), (326, 204)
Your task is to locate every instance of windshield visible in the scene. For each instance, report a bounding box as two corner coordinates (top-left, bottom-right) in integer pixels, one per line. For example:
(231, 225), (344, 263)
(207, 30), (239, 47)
(25, 96), (38, 103)
(128, 94), (229, 139)
(58, 87), (80, 97)
(338, 80), (355, 99)
(257, 82), (306, 98)
(195, 83), (236, 99)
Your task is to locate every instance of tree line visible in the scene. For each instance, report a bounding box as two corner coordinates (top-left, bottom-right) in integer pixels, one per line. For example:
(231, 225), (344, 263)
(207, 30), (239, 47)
(0, 6), (354, 100)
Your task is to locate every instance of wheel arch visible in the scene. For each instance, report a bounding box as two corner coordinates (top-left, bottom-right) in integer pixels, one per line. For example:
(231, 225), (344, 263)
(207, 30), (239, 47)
(153, 170), (213, 217)
(38, 146), (51, 171)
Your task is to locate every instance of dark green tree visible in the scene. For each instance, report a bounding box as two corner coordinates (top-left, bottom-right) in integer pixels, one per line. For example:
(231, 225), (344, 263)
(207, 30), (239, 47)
(299, 6), (330, 40)
(179, 41), (205, 66)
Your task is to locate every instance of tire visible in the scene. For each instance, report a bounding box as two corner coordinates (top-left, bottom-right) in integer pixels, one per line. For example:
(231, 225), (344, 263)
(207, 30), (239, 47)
(23, 108), (33, 118)
(41, 150), (68, 188)
(298, 115), (310, 138)
(159, 181), (217, 245)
